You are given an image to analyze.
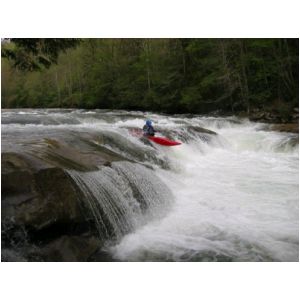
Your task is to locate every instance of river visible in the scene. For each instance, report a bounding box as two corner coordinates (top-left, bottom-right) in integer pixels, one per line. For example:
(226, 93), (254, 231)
(1, 109), (299, 261)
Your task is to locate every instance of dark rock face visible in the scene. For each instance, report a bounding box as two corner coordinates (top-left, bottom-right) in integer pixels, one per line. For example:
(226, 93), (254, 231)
(246, 107), (299, 134)
(249, 107), (299, 125)
(1, 152), (100, 229)
(1, 140), (129, 262)
(1, 166), (95, 261)
(37, 235), (102, 262)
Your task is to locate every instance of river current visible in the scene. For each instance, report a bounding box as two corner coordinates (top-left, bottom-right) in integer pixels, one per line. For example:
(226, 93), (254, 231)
(1, 109), (299, 261)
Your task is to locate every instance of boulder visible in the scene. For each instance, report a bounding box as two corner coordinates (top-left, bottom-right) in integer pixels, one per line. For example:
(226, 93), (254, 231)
(270, 123), (299, 134)
(1, 154), (88, 233)
(1, 141), (131, 261)
(188, 126), (217, 135)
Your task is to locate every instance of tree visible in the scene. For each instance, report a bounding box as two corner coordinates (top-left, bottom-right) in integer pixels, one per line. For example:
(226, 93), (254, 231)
(1, 38), (298, 115)
(1, 38), (81, 71)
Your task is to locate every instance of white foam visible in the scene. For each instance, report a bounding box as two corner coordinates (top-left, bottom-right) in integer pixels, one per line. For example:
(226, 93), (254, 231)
(112, 117), (299, 261)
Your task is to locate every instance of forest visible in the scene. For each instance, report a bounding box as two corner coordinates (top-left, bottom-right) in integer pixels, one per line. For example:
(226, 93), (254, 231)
(1, 38), (299, 115)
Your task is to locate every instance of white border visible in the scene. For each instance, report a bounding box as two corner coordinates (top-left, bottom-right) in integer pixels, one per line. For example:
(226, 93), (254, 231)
(0, 0), (300, 37)
(0, 263), (299, 300)
(1, 1), (299, 300)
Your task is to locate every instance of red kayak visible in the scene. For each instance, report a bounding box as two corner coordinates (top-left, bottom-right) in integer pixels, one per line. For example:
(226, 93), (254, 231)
(148, 136), (181, 146)
(128, 128), (181, 146)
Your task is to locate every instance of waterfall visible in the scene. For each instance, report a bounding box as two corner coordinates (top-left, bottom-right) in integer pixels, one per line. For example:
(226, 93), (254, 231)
(67, 161), (172, 241)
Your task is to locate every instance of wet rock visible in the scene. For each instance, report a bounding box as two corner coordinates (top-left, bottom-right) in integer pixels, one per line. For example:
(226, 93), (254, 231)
(188, 126), (217, 135)
(37, 235), (102, 262)
(249, 108), (298, 125)
(1, 249), (28, 262)
(270, 123), (299, 134)
(251, 111), (266, 121)
(1, 144), (130, 261)
(249, 111), (281, 123)
(1, 134), (133, 232)
(88, 249), (119, 262)
(32, 137), (124, 171)
(2, 120), (174, 261)
(2, 164), (87, 232)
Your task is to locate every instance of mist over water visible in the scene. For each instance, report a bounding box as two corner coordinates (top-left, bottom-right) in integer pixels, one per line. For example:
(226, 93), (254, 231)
(2, 109), (298, 261)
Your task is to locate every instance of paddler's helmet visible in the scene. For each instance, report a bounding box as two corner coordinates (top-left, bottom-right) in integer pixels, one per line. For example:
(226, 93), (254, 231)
(146, 120), (152, 126)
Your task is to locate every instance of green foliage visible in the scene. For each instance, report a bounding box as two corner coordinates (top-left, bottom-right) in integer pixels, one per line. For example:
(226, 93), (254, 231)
(1, 38), (81, 71)
(1, 38), (298, 114)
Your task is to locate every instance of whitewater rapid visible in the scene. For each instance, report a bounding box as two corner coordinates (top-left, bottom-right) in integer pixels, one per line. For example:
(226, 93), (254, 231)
(1, 109), (298, 261)
(110, 116), (299, 261)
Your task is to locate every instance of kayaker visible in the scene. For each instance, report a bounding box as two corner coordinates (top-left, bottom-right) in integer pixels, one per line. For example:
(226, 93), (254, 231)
(143, 119), (156, 136)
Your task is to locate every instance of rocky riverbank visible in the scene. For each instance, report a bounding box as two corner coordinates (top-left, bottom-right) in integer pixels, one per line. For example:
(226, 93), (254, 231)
(248, 107), (299, 133)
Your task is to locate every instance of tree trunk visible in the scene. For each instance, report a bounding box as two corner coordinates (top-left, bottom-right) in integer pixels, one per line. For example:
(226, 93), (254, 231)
(55, 70), (61, 107)
(144, 39), (151, 91)
(239, 40), (250, 113)
(219, 39), (234, 112)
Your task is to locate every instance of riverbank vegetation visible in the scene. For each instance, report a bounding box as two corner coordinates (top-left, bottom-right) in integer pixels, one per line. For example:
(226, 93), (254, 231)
(1, 38), (299, 118)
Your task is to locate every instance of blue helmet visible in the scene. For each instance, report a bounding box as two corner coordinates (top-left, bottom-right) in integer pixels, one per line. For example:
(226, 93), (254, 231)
(146, 119), (152, 126)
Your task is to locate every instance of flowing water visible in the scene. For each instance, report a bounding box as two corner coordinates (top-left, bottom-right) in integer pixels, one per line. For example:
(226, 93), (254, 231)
(1, 109), (299, 261)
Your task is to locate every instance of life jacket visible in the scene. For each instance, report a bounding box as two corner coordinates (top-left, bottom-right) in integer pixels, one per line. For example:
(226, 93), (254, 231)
(143, 124), (155, 136)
